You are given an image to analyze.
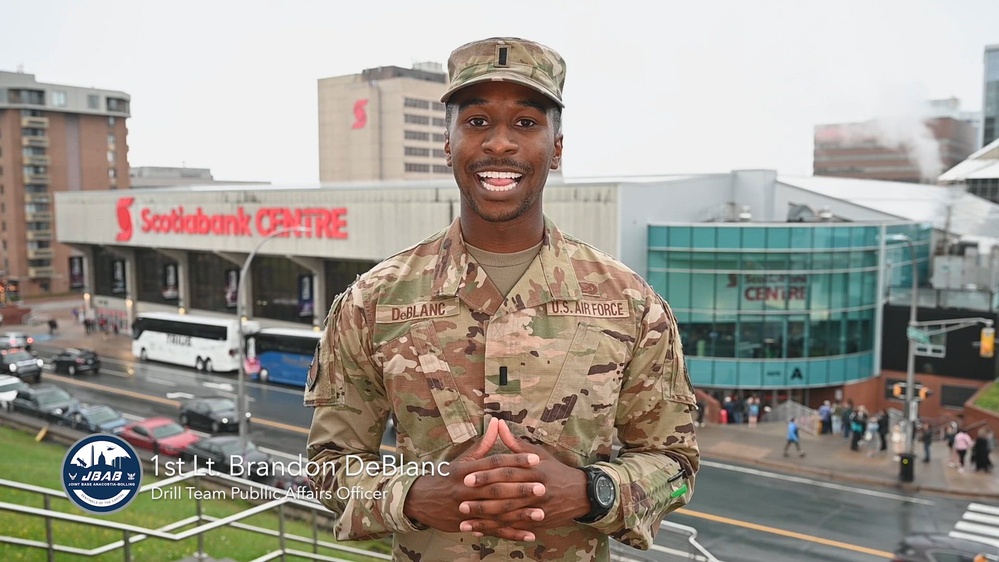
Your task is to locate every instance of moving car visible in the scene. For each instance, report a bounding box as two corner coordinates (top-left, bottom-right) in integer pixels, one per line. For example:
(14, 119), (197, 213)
(0, 374), (28, 411)
(0, 347), (44, 384)
(120, 417), (200, 457)
(68, 404), (128, 434)
(892, 533), (999, 562)
(1, 332), (34, 351)
(178, 397), (249, 433)
(52, 348), (101, 376)
(181, 436), (273, 482)
(10, 383), (79, 422)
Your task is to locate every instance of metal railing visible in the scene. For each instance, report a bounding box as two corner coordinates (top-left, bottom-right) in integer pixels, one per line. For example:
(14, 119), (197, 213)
(1, 471), (719, 562)
(767, 400), (820, 435)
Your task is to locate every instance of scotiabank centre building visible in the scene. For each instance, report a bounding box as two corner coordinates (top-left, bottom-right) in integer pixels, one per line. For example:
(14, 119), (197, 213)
(54, 170), (999, 404)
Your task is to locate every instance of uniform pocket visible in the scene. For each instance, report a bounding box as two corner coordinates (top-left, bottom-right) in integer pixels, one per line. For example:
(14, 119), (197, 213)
(384, 320), (476, 457)
(535, 323), (622, 456)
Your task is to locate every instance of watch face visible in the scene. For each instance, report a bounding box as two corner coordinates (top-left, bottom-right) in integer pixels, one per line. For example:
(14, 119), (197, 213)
(594, 474), (615, 507)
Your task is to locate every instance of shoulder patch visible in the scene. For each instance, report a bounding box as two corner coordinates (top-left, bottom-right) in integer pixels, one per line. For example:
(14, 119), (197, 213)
(376, 299), (459, 323)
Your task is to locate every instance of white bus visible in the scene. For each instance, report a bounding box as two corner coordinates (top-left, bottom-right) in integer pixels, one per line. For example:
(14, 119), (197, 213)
(131, 312), (260, 373)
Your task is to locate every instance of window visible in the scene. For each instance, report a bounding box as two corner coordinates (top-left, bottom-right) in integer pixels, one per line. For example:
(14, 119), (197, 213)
(107, 150), (115, 164)
(404, 97), (430, 109)
(108, 168), (117, 179)
(107, 133), (116, 146)
(404, 163), (430, 173)
(87, 94), (99, 109)
(432, 102), (445, 112)
(106, 97), (129, 113)
(404, 146), (430, 157)
(433, 149), (446, 158)
(432, 165), (451, 174)
(432, 117), (446, 127)
(50, 91), (67, 107)
(404, 130), (429, 141)
(404, 114), (430, 125)
(433, 133), (446, 142)
(108, 116), (116, 127)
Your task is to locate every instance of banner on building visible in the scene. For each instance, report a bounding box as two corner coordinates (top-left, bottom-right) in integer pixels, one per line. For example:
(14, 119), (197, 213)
(111, 260), (126, 294)
(298, 274), (314, 318)
(224, 269), (239, 309)
(162, 264), (179, 300)
(69, 256), (85, 289)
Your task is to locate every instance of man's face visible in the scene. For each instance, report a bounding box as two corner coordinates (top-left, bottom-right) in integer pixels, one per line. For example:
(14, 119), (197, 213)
(445, 81), (563, 224)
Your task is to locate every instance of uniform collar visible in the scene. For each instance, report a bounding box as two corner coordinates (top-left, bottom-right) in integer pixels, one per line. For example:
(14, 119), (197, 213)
(432, 216), (581, 314)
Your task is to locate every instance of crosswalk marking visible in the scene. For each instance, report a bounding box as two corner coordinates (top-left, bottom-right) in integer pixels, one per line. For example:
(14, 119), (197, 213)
(950, 502), (999, 549)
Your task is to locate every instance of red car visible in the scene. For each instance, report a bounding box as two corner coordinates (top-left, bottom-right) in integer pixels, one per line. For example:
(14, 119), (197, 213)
(120, 417), (200, 457)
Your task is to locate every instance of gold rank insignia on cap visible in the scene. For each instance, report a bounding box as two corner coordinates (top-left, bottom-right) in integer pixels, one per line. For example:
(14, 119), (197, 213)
(441, 37), (566, 107)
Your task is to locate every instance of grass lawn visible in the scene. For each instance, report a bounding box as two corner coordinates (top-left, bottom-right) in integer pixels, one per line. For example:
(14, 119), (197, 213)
(975, 382), (999, 412)
(0, 426), (392, 561)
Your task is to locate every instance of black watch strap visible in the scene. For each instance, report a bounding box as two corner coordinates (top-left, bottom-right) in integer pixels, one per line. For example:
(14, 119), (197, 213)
(576, 466), (614, 523)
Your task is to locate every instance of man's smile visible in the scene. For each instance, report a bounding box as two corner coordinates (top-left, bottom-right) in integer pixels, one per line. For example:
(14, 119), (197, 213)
(477, 171), (523, 192)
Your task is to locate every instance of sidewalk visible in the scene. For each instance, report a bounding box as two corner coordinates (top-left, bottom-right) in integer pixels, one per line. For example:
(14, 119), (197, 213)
(10, 298), (999, 499)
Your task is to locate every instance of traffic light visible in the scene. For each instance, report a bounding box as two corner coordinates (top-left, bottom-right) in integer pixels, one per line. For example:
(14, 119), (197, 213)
(891, 382), (905, 399)
(981, 327), (995, 358)
(917, 386), (933, 401)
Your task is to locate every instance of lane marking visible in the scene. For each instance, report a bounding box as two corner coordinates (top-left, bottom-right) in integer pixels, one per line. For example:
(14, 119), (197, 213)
(970, 503), (999, 516)
(700, 459), (935, 505)
(147, 377), (178, 387)
(678, 509), (894, 559)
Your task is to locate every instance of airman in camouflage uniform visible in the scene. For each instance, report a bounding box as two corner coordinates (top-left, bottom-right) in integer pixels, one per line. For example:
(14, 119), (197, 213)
(306, 37), (698, 561)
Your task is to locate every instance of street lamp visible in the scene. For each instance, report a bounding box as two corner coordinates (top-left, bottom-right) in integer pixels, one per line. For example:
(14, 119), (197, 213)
(887, 233), (918, 479)
(236, 226), (307, 453)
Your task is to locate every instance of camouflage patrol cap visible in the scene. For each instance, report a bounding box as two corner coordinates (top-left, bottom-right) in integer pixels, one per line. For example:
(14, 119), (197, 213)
(441, 37), (566, 107)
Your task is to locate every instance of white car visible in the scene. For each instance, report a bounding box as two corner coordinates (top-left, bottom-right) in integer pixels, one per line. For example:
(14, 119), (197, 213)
(0, 374), (28, 411)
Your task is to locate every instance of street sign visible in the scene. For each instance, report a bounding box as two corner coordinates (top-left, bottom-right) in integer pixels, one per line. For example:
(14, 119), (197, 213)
(914, 343), (946, 358)
(906, 326), (931, 344)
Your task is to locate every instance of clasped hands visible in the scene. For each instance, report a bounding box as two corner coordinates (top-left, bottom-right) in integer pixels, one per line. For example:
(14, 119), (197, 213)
(403, 417), (589, 542)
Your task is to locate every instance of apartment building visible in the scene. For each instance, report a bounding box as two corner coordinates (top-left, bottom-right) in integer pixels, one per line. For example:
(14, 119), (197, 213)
(318, 62), (451, 182)
(0, 70), (129, 297)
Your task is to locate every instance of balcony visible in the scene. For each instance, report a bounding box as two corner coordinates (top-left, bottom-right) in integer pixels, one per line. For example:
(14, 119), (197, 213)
(24, 174), (50, 184)
(26, 155), (50, 166)
(25, 230), (53, 241)
(27, 266), (55, 278)
(25, 212), (53, 222)
(20, 116), (49, 128)
(26, 248), (54, 260)
(23, 193), (51, 204)
(21, 137), (48, 148)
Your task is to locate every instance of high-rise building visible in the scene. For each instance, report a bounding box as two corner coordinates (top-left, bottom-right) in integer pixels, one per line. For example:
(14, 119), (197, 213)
(983, 44), (999, 148)
(318, 63), (452, 182)
(0, 70), (130, 296)
(813, 101), (978, 184)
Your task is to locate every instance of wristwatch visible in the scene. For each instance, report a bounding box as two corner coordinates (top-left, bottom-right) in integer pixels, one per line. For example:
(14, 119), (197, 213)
(576, 466), (616, 523)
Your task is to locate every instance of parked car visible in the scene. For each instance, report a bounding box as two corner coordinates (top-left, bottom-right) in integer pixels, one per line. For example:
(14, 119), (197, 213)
(52, 348), (101, 376)
(68, 404), (128, 434)
(179, 397), (250, 433)
(892, 533), (999, 562)
(0, 332), (34, 351)
(10, 383), (80, 422)
(0, 374), (28, 411)
(181, 436), (273, 482)
(0, 347), (44, 384)
(120, 417), (200, 457)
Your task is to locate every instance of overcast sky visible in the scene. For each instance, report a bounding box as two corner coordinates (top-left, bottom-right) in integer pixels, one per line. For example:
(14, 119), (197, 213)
(2, 0), (997, 184)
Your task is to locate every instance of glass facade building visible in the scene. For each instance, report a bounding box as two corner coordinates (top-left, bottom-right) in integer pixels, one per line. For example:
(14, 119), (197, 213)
(984, 45), (999, 147)
(648, 222), (931, 389)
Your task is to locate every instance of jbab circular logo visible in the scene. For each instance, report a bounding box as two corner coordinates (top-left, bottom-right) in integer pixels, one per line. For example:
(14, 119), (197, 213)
(61, 435), (142, 514)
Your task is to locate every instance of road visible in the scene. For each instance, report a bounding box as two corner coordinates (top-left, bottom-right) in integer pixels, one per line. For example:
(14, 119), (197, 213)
(29, 344), (999, 561)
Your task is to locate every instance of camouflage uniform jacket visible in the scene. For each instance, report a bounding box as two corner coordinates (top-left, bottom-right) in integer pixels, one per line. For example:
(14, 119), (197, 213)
(306, 217), (699, 561)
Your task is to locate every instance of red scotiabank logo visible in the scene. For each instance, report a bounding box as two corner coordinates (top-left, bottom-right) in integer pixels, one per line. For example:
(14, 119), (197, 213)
(115, 197), (135, 242)
(352, 99), (368, 129)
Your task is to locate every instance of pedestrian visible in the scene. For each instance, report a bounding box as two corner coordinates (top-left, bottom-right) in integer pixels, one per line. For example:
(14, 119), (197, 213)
(945, 421), (959, 467)
(784, 417), (806, 457)
(47, 318), (58, 336)
(818, 400), (832, 435)
(747, 396), (760, 428)
(920, 422), (933, 463)
(841, 399), (854, 439)
(972, 428), (993, 473)
(305, 37), (699, 561)
(876, 409), (890, 452)
(953, 427), (974, 472)
(850, 405), (868, 451)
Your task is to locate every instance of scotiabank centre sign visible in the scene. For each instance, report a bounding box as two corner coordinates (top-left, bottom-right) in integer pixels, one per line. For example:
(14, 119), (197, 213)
(115, 198), (347, 242)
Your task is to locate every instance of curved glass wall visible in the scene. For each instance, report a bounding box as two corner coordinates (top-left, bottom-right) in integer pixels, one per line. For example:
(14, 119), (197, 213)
(647, 223), (931, 389)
